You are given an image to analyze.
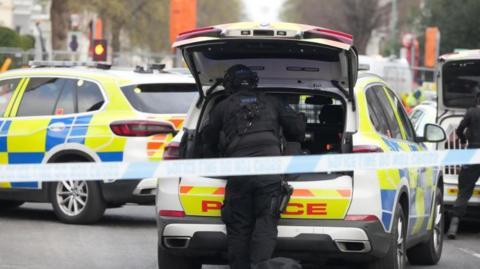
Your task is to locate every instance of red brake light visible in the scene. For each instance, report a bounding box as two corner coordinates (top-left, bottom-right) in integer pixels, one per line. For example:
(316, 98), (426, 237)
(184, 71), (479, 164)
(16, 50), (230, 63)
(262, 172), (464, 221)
(163, 141), (180, 160)
(176, 26), (221, 41)
(352, 145), (383, 153)
(345, 215), (379, 221)
(159, 210), (185, 218)
(110, 121), (175, 137)
(305, 28), (353, 45)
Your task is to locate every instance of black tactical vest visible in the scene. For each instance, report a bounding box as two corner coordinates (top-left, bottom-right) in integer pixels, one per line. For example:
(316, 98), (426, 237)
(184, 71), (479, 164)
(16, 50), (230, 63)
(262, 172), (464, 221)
(222, 91), (279, 149)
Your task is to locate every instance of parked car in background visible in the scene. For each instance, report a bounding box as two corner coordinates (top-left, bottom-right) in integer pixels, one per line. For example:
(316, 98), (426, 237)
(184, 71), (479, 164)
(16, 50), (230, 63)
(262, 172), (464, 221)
(359, 55), (413, 95)
(410, 101), (437, 150)
(0, 62), (197, 224)
(436, 50), (480, 219)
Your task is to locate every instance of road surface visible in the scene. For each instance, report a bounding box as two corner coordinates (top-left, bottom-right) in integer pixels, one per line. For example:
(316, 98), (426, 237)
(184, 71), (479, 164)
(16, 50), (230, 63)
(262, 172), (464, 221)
(1, 204), (479, 269)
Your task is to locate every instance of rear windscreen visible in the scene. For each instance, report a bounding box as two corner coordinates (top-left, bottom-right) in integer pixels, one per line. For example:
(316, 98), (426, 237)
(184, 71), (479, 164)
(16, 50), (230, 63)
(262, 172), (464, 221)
(443, 60), (480, 108)
(121, 83), (197, 114)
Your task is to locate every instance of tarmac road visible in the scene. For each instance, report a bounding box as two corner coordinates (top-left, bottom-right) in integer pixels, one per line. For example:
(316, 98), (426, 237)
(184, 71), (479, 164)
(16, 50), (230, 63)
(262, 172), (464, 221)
(0, 203), (479, 269)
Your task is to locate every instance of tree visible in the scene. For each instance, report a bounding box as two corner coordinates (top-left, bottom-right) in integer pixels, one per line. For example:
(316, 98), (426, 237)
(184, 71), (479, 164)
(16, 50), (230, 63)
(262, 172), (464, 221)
(420, 0), (480, 54)
(281, 0), (388, 54)
(197, 0), (244, 27)
(0, 26), (35, 49)
(50, 0), (70, 50)
(0, 27), (21, 47)
(50, 0), (245, 54)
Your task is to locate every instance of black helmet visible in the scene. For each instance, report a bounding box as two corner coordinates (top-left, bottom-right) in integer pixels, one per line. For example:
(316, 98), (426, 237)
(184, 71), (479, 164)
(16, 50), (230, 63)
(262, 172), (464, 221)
(223, 64), (258, 92)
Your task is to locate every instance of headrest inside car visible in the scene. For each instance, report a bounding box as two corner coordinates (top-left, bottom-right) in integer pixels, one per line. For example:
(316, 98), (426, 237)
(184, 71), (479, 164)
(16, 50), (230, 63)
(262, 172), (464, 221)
(305, 96), (332, 105)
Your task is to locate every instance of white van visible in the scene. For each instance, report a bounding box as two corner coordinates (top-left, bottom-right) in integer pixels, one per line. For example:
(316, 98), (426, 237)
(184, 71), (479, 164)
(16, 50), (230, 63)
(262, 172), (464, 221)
(437, 50), (480, 211)
(359, 55), (413, 94)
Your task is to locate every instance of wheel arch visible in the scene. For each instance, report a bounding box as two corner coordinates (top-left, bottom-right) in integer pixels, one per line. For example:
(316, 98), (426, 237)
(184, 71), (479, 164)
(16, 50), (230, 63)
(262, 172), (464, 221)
(47, 149), (95, 163)
(42, 149), (98, 200)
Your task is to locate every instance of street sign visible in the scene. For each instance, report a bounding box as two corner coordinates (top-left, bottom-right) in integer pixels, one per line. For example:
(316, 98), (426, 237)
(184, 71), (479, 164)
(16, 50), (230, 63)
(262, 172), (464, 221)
(68, 31), (81, 52)
(424, 27), (440, 68)
(92, 39), (107, 62)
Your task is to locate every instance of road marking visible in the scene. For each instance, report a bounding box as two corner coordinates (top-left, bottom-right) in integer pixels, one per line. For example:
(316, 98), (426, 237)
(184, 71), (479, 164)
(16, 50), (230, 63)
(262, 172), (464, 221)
(459, 247), (480, 259)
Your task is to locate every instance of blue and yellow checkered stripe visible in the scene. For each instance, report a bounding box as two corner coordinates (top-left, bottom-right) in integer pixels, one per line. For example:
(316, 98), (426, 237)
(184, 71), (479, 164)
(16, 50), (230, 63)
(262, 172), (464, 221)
(378, 138), (435, 234)
(0, 114), (124, 189)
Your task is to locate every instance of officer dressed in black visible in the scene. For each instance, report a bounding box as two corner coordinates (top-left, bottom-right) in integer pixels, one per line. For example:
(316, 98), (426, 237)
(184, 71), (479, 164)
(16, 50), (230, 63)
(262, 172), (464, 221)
(448, 92), (480, 239)
(201, 65), (305, 268)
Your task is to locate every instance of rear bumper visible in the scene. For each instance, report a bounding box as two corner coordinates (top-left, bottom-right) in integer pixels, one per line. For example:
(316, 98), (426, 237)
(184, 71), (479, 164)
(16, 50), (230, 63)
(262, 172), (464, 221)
(443, 180), (480, 206)
(157, 217), (391, 263)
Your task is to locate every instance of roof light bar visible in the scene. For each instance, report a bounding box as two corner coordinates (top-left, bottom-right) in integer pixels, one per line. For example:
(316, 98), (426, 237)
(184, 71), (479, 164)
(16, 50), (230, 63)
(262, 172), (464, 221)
(28, 61), (112, 69)
(134, 63), (166, 74)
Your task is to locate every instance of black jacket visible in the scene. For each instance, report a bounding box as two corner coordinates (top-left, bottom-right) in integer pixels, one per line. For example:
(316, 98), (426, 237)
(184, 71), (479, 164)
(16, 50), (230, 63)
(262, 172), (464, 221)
(456, 106), (480, 148)
(202, 90), (305, 157)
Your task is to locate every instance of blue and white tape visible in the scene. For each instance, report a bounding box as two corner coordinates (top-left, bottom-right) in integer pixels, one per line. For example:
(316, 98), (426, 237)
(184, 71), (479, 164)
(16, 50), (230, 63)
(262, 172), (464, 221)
(0, 149), (478, 183)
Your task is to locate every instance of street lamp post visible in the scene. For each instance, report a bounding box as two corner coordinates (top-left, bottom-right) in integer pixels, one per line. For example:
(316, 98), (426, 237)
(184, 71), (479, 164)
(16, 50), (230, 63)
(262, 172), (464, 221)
(390, 0), (398, 55)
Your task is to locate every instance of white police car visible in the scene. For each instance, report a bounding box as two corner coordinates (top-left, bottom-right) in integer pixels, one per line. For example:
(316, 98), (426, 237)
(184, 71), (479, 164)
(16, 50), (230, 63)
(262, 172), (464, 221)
(410, 101), (437, 150)
(156, 22), (446, 269)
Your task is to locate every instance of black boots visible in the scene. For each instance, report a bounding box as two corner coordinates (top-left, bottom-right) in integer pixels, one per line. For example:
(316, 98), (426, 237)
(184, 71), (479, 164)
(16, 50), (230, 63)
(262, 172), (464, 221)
(447, 217), (460, 239)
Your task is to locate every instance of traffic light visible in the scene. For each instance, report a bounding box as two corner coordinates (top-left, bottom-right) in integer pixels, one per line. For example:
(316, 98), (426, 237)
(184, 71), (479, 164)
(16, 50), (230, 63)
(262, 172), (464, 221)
(92, 39), (107, 62)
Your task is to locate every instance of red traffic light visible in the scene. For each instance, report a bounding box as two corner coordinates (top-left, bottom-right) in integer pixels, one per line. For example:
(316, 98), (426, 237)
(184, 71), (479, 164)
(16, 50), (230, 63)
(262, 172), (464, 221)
(92, 39), (107, 62)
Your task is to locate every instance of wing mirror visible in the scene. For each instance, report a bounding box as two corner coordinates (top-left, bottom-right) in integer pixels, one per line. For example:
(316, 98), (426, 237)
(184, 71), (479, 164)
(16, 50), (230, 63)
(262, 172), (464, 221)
(419, 123), (446, 143)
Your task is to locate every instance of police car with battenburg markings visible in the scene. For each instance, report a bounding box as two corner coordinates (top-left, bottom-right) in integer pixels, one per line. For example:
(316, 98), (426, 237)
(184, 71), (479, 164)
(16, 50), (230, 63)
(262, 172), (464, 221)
(155, 22), (447, 269)
(0, 62), (196, 224)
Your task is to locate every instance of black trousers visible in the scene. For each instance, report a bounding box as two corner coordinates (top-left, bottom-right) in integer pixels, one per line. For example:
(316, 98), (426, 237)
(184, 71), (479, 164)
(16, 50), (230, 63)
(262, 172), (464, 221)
(453, 164), (480, 217)
(221, 175), (281, 269)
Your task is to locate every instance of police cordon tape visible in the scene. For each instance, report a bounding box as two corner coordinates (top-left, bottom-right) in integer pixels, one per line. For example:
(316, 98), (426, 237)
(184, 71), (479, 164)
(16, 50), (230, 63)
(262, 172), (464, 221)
(0, 149), (478, 183)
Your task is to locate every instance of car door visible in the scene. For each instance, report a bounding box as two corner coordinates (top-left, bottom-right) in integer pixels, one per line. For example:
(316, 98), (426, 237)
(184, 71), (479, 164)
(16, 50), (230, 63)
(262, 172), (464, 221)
(364, 85), (405, 232)
(383, 87), (436, 238)
(0, 77), (26, 189)
(7, 77), (67, 189)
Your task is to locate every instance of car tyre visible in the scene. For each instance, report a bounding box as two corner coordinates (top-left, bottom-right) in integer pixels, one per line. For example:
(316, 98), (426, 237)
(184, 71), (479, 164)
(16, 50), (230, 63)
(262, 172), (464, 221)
(49, 158), (106, 224)
(157, 246), (201, 269)
(365, 204), (407, 269)
(50, 179), (106, 224)
(0, 199), (24, 209)
(407, 187), (443, 265)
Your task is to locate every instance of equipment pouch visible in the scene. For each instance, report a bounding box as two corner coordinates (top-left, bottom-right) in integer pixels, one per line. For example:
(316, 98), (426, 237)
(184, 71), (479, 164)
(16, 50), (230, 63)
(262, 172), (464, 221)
(278, 180), (294, 216)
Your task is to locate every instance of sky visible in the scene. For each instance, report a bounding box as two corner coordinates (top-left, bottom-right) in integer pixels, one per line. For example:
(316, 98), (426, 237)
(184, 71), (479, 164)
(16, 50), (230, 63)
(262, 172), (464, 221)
(242, 0), (285, 22)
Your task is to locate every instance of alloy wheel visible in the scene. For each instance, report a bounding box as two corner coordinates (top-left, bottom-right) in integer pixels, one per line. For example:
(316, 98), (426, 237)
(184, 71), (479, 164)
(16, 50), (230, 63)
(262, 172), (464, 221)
(397, 216), (406, 269)
(433, 203), (443, 253)
(56, 180), (88, 216)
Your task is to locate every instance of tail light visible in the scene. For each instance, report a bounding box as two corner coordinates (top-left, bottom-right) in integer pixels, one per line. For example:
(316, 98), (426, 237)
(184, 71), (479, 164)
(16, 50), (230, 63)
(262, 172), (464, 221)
(110, 120), (175, 137)
(352, 145), (383, 153)
(159, 210), (185, 218)
(163, 142), (180, 160)
(345, 215), (379, 221)
(305, 28), (353, 45)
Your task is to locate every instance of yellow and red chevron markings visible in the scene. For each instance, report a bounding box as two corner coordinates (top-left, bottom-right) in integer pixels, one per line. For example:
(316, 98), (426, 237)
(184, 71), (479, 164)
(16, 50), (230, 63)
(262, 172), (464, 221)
(179, 185), (352, 219)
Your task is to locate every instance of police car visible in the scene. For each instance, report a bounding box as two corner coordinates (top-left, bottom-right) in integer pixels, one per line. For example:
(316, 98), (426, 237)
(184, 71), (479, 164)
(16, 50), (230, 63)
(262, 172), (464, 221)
(155, 22), (446, 268)
(0, 62), (196, 224)
(410, 101), (437, 150)
(437, 50), (480, 217)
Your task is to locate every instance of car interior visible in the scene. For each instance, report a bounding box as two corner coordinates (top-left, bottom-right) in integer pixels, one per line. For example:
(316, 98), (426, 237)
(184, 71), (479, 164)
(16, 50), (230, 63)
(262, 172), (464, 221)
(192, 90), (346, 159)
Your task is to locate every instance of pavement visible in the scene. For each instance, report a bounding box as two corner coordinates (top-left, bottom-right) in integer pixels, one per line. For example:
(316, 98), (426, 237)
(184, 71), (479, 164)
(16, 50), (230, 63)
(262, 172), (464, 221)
(0, 203), (480, 269)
